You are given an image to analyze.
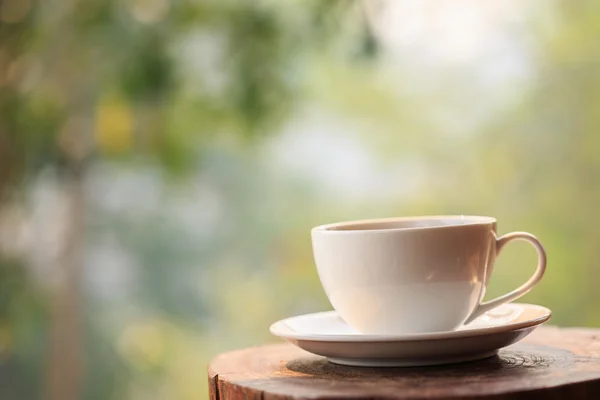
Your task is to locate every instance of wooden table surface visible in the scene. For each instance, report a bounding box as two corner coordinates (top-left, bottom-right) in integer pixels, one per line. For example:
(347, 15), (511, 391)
(208, 326), (600, 400)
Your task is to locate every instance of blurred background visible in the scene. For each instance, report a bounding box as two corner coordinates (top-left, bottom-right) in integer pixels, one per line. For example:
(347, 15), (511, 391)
(1, 0), (600, 398)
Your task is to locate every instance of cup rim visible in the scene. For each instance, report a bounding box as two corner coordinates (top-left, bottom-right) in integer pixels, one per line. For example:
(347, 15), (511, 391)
(312, 215), (497, 234)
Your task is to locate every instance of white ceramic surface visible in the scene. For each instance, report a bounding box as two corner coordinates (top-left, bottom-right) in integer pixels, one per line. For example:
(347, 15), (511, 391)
(270, 303), (551, 367)
(311, 216), (547, 335)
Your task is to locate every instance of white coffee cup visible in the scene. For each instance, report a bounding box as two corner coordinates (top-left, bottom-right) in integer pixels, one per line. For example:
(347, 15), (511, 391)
(311, 216), (546, 335)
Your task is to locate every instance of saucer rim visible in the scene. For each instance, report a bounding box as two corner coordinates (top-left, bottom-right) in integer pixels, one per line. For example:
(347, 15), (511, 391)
(269, 303), (551, 342)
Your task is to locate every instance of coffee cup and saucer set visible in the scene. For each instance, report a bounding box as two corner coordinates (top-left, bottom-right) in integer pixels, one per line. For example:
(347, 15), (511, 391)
(270, 215), (550, 367)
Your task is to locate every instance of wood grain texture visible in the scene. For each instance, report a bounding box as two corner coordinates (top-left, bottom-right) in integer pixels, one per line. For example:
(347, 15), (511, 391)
(208, 326), (600, 400)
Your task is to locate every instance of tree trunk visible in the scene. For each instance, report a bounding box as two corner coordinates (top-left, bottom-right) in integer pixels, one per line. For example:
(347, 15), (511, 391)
(44, 171), (86, 400)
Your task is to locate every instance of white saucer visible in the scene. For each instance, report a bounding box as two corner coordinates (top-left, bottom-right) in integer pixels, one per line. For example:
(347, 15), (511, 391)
(270, 303), (551, 367)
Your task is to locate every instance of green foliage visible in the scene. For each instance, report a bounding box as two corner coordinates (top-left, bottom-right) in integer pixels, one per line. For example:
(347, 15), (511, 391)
(0, 259), (47, 400)
(119, 34), (174, 102)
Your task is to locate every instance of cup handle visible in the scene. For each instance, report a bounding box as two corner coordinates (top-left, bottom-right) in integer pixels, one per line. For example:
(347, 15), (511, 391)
(464, 232), (547, 325)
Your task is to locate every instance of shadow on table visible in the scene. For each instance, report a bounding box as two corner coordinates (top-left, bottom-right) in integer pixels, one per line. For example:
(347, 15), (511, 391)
(285, 343), (573, 383)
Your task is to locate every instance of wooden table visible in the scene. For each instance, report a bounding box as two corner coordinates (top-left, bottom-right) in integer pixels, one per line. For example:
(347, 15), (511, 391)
(208, 326), (600, 400)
